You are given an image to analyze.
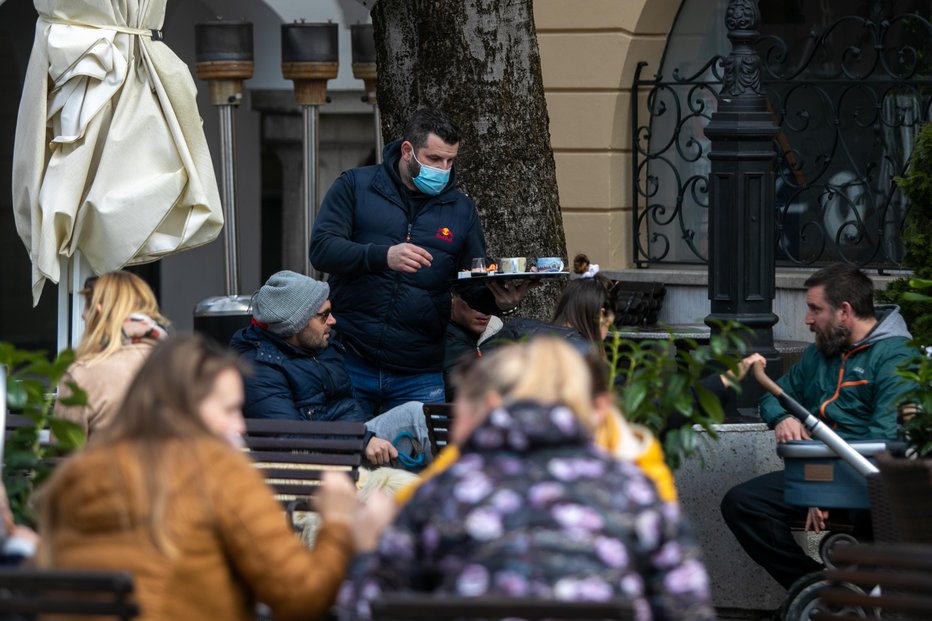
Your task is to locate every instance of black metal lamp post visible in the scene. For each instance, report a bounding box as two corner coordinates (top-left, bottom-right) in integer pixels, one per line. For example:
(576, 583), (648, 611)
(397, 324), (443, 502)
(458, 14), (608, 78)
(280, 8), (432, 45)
(193, 20), (255, 345)
(703, 0), (782, 411)
(281, 22), (339, 278)
(351, 24), (382, 164)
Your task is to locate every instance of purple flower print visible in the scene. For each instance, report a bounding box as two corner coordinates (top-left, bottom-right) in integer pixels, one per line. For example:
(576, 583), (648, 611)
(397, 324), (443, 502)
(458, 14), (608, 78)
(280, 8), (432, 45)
(594, 536), (629, 568)
(455, 472), (493, 503)
(465, 506), (504, 541)
(653, 540), (684, 568)
(496, 456), (523, 475)
(663, 558), (710, 597)
(472, 427), (504, 450)
(624, 475), (657, 505)
(421, 523), (440, 554)
(507, 430), (529, 450)
(553, 577), (613, 601)
(495, 570), (530, 596)
(550, 406), (577, 434)
(492, 489), (522, 513)
(456, 564), (490, 596)
(547, 458), (606, 481)
(552, 503), (605, 532)
(379, 528), (415, 559)
(528, 482), (563, 507)
(635, 510), (661, 548)
(620, 573), (645, 597)
(490, 407), (513, 427)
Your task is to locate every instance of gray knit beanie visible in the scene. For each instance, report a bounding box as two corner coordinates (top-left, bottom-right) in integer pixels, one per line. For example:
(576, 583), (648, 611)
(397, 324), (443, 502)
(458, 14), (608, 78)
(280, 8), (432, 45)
(252, 270), (330, 337)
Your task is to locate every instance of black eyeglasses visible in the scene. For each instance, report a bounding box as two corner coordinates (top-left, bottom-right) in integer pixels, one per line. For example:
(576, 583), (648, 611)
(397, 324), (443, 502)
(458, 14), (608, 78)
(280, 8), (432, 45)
(314, 309), (333, 321)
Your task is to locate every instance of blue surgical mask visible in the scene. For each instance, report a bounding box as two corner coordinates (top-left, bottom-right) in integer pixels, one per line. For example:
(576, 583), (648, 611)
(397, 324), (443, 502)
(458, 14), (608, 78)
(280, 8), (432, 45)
(411, 152), (451, 196)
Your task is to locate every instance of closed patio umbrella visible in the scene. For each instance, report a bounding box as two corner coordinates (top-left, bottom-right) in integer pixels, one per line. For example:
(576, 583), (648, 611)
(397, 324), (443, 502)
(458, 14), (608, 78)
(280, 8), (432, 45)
(12, 0), (223, 306)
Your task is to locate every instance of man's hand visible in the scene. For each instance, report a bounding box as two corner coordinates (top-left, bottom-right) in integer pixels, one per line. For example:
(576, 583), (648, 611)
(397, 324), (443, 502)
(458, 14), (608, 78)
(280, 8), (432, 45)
(487, 280), (536, 311)
(365, 437), (398, 465)
(805, 507), (829, 532)
(720, 353), (767, 388)
(774, 417), (810, 443)
(387, 243), (432, 273)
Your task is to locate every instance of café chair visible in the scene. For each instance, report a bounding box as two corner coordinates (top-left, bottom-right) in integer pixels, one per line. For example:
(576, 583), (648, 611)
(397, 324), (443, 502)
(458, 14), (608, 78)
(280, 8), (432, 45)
(0, 568), (139, 619)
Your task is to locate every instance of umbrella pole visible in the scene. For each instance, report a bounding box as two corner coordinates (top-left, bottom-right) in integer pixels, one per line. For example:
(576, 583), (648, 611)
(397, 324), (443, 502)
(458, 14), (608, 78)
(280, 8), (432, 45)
(218, 104), (241, 296)
(282, 23), (338, 279)
(57, 256), (69, 354)
(301, 104), (319, 279)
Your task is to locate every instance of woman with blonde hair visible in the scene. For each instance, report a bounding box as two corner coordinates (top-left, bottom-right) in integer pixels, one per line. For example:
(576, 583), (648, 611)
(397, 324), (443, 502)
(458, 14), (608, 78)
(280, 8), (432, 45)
(39, 334), (362, 621)
(55, 271), (169, 438)
(338, 338), (716, 621)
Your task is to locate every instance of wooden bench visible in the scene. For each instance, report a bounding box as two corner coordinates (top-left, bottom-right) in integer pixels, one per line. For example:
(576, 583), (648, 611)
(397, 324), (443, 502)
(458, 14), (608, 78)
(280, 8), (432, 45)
(242, 419), (367, 521)
(0, 568), (139, 619)
(811, 542), (932, 621)
(422, 403), (454, 452)
(370, 594), (633, 620)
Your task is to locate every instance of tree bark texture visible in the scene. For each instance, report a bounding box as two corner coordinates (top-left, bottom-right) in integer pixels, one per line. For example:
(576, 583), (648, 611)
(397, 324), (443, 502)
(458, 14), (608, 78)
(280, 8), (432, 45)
(372, 0), (567, 318)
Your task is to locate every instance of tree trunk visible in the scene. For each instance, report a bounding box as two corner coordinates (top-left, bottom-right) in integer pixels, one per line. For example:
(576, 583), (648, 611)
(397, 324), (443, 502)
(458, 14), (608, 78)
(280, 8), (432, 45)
(372, 0), (566, 318)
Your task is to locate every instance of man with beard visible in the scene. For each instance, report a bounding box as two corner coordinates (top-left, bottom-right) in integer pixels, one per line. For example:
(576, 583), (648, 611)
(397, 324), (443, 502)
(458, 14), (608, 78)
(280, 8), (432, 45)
(230, 271), (430, 468)
(720, 263), (916, 593)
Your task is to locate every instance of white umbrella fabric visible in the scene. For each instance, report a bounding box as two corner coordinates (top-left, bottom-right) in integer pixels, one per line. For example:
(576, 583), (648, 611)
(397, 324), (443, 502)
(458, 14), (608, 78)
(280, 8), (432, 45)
(12, 0), (223, 305)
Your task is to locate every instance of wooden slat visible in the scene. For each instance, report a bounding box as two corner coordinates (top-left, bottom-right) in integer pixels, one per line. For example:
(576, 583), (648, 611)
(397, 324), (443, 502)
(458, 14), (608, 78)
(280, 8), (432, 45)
(0, 569), (139, 619)
(422, 403), (454, 450)
(370, 595), (633, 620)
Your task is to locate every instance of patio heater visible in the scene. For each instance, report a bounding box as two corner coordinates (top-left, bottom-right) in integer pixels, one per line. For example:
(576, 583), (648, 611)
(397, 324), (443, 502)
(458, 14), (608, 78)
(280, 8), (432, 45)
(351, 24), (382, 164)
(281, 21), (338, 277)
(192, 20), (255, 345)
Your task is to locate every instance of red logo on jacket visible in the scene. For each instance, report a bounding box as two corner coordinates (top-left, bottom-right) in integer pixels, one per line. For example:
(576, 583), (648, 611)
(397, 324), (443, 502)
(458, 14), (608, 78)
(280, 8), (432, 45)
(436, 227), (454, 242)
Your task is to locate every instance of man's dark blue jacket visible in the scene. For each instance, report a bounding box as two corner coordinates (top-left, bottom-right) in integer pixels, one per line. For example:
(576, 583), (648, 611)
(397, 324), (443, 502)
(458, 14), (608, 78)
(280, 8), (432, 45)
(309, 139), (486, 373)
(230, 324), (369, 424)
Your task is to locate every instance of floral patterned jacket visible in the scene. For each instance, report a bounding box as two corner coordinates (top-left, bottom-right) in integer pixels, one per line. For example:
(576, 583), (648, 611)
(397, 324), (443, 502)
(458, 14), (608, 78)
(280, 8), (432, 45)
(337, 401), (715, 621)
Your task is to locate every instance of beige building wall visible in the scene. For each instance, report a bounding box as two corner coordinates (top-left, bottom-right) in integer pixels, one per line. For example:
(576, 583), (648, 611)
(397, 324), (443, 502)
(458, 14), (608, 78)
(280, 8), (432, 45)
(533, 0), (683, 270)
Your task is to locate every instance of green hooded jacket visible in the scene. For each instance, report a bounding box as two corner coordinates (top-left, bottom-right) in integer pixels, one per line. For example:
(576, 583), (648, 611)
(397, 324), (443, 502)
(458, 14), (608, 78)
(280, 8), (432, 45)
(759, 305), (917, 440)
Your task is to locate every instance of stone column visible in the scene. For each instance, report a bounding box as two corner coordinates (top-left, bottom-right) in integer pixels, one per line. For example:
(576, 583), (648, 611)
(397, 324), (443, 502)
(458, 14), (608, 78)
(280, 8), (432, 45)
(704, 0), (782, 412)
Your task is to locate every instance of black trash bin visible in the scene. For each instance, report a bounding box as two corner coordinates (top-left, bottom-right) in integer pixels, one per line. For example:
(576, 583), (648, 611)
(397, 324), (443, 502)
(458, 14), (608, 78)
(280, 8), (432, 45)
(193, 294), (252, 348)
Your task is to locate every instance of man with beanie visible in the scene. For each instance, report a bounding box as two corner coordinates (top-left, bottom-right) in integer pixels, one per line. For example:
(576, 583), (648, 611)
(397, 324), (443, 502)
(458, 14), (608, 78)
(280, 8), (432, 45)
(310, 108), (529, 416)
(230, 270), (431, 468)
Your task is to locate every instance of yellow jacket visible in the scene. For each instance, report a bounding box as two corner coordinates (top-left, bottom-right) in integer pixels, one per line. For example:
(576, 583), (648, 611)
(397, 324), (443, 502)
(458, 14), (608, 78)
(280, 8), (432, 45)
(397, 409), (676, 505)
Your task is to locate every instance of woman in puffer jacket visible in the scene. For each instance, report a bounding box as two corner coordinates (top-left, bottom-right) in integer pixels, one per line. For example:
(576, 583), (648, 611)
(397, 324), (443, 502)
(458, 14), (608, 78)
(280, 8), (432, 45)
(54, 271), (169, 439)
(337, 338), (716, 621)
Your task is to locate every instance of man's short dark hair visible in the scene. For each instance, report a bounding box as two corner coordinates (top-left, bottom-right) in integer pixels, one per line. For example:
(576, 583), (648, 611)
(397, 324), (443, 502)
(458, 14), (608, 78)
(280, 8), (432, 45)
(403, 108), (461, 150)
(804, 263), (875, 319)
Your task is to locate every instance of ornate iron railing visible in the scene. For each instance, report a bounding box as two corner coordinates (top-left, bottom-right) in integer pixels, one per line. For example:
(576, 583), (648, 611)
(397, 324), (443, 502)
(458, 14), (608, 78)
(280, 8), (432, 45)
(632, 12), (932, 269)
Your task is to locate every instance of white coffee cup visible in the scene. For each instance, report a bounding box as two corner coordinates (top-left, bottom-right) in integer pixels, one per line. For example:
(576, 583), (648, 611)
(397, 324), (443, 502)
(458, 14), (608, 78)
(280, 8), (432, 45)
(500, 257), (527, 274)
(535, 257), (564, 272)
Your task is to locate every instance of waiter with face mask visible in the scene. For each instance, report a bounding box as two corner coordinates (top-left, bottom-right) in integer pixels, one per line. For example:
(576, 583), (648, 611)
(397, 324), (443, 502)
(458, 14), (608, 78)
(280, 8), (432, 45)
(310, 108), (528, 417)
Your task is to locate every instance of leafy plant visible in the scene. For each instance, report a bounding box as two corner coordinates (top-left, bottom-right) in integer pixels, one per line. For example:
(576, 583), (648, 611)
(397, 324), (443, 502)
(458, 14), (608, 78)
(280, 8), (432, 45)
(894, 278), (932, 458)
(1, 343), (86, 525)
(605, 321), (750, 470)
(878, 122), (932, 343)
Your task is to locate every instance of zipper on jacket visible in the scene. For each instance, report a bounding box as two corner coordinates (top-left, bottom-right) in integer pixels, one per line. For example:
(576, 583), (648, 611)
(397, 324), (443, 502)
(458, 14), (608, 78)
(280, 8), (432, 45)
(405, 223), (412, 242)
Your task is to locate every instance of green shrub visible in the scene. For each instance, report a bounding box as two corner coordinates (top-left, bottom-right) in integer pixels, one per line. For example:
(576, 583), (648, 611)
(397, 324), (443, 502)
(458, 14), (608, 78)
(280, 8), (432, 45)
(605, 321), (750, 470)
(1, 343), (86, 526)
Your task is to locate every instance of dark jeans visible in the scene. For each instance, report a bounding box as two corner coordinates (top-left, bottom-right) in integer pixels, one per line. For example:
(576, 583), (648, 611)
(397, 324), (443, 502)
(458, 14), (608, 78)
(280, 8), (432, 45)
(343, 349), (445, 417)
(721, 470), (824, 589)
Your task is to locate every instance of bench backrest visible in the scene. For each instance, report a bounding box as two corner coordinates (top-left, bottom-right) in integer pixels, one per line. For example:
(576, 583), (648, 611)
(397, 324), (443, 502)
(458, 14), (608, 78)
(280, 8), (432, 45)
(814, 542), (932, 620)
(0, 568), (139, 619)
(242, 418), (367, 504)
(422, 403), (454, 451)
(370, 594), (633, 620)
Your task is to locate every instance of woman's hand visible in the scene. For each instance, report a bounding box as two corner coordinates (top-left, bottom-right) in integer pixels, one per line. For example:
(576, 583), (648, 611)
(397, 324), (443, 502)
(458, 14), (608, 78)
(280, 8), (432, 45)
(720, 353), (767, 388)
(315, 471), (358, 528)
(352, 491), (399, 553)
